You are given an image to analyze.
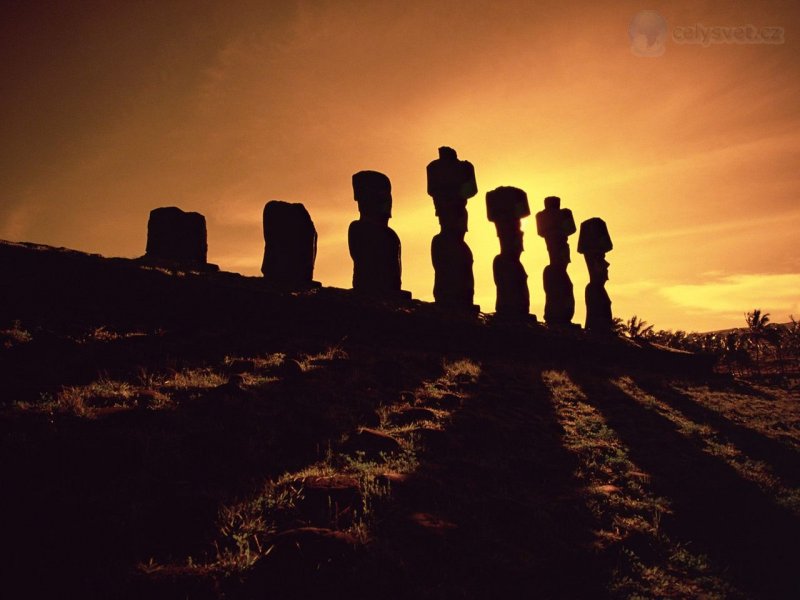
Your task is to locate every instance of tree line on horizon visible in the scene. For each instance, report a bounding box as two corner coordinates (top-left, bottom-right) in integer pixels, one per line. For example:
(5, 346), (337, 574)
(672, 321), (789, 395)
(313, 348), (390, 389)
(616, 310), (800, 376)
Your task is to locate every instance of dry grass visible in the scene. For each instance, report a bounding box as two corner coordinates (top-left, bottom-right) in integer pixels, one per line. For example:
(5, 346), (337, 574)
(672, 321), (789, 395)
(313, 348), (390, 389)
(161, 368), (226, 390)
(543, 369), (733, 599)
(1, 320), (32, 348)
(616, 376), (800, 515)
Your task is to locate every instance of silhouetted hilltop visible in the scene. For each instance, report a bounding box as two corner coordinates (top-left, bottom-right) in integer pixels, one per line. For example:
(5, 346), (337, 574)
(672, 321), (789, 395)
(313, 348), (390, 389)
(0, 239), (710, 381)
(2, 239), (798, 600)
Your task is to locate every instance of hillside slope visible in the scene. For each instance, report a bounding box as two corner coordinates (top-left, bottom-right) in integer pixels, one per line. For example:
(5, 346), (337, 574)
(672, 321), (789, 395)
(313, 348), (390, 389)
(1, 240), (798, 599)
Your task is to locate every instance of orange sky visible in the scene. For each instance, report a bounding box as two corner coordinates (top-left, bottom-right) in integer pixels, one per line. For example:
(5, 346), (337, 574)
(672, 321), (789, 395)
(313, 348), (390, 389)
(2, 0), (798, 331)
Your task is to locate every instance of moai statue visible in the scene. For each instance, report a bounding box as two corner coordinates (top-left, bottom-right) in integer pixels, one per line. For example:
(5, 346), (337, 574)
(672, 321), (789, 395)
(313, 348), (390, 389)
(145, 206), (208, 264)
(486, 186), (531, 319)
(261, 200), (319, 291)
(349, 170), (403, 296)
(426, 146), (478, 312)
(535, 196), (576, 326)
(578, 218), (614, 333)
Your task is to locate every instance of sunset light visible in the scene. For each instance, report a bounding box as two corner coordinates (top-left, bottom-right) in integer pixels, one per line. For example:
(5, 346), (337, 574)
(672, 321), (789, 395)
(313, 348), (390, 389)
(2, 1), (797, 331)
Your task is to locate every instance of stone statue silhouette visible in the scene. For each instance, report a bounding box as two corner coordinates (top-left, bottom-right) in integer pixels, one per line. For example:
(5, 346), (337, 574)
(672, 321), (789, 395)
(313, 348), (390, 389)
(578, 217), (614, 332)
(145, 206), (208, 264)
(426, 147), (478, 312)
(535, 196), (576, 325)
(486, 186), (531, 319)
(348, 170), (403, 296)
(261, 200), (319, 291)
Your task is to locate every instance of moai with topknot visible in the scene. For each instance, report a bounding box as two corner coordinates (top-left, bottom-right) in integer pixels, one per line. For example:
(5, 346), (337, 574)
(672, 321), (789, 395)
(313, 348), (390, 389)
(145, 206), (210, 265)
(535, 196), (576, 326)
(578, 217), (614, 333)
(261, 200), (320, 291)
(426, 147), (478, 312)
(486, 186), (531, 319)
(349, 170), (405, 297)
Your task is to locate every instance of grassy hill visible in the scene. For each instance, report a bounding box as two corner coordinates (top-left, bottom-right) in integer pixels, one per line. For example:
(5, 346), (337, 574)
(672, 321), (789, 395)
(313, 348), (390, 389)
(1, 240), (798, 599)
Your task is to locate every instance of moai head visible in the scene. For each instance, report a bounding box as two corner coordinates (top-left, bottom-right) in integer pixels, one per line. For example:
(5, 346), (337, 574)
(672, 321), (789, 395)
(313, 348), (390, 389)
(535, 196), (576, 266)
(261, 200), (318, 289)
(352, 170), (392, 226)
(145, 206), (208, 264)
(426, 146), (477, 236)
(578, 217), (613, 283)
(486, 186), (530, 257)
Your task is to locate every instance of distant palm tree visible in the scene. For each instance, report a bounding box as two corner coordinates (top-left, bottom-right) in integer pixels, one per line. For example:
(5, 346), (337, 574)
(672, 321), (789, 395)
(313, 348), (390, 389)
(611, 317), (626, 336)
(764, 325), (787, 376)
(745, 309), (770, 372)
(788, 316), (800, 364)
(723, 331), (750, 375)
(625, 315), (655, 341)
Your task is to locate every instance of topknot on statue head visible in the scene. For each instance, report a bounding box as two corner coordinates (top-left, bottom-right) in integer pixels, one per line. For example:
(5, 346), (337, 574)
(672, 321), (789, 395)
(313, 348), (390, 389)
(536, 196), (576, 240)
(426, 146), (478, 202)
(577, 217), (613, 255)
(352, 170), (392, 219)
(544, 196), (561, 210)
(486, 186), (531, 223)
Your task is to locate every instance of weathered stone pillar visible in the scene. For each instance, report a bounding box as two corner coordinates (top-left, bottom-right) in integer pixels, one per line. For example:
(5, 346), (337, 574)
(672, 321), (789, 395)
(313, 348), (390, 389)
(426, 147), (478, 312)
(349, 170), (403, 296)
(261, 200), (319, 291)
(486, 186), (531, 319)
(535, 196), (576, 326)
(578, 217), (614, 333)
(145, 206), (208, 264)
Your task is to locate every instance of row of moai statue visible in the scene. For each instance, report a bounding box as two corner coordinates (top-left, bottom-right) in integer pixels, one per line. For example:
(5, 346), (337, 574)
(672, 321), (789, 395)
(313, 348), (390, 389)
(423, 146), (614, 332)
(142, 147), (614, 332)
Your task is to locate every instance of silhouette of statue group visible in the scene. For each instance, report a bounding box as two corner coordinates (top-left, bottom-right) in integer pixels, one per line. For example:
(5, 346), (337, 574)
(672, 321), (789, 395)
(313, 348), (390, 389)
(143, 147), (614, 332)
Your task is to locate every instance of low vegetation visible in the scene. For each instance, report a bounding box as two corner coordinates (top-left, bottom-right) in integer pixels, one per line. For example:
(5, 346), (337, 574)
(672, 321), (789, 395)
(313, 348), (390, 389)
(617, 310), (800, 378)
(2, 243), (798, 599)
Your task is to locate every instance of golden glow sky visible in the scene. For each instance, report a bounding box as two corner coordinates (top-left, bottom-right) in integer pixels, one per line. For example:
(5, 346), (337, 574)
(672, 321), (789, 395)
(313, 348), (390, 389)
(2, 0), (798, 331)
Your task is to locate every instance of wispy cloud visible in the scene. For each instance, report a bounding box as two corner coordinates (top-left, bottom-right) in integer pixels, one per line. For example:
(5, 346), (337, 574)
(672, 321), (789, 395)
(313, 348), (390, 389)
(617, 208), (800, 244)
(662, 273), (800, 321)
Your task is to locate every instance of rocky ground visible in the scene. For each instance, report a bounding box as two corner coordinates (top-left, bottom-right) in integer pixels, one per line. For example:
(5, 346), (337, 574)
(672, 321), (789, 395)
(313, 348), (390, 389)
(1, 240), (798, 599)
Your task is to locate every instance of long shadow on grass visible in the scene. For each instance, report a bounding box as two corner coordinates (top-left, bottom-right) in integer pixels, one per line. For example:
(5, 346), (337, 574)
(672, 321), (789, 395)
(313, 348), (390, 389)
(373, 360), (610, 599)
(0, 345), (442, 600)
(633, 375), (800, 488)
(568, 368), (800, 600)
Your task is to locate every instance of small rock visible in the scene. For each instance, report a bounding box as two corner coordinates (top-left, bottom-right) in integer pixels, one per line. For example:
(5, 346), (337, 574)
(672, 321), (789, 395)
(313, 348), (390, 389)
(375, 471), (408, 488)
(251, 527), (360, 578)
(388, 407), (438, 426)
(411, 426), (449, 452)
(343, 428), (402, 460)
(277, 358), (304, 380)
(226, 374), (245, 388)
(294, 475), (362, 526)
(227, 359), (256, 374)
(409, 512), (457, 534)
(433, 393), (462, 409)
(455, 373), (475, 385)
(212, 375), (246, 396)
(399, 391), (416, 404)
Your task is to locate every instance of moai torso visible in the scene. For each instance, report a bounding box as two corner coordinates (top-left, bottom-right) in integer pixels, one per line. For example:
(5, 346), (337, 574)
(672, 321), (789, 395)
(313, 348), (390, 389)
(578, 217), (614, 332)
(426, 147), (478, 311)
(145, 206), (208, 264)
(487, 186), (530, 319)
(536, 196), (576, 325)
(261, 200), (318, 290)
(349, 170), (402, 295)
